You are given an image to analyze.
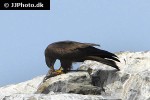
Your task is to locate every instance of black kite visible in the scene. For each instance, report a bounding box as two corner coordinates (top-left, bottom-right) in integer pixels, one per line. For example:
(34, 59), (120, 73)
(44, 41), (120, 81)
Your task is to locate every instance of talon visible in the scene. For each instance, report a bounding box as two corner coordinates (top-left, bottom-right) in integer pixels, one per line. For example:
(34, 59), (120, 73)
(55, 67), (64, 75)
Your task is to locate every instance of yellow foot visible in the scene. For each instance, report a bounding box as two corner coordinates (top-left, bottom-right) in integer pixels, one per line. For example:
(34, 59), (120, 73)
(55, 67), (64, 75)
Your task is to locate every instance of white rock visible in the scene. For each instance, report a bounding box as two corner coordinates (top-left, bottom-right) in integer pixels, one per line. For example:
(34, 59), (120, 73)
(80, 51), (150, 99)
(0, 51), (150, 100)
(3, 94), (104, 100)
(0, 76), (44, 100)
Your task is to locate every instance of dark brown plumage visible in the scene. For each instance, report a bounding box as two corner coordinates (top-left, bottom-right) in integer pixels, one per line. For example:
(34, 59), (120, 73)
(44, 40), (120, 81)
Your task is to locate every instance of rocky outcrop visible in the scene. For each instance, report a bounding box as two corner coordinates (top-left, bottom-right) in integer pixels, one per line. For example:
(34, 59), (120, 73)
(2, 94), (104, 100)
(79, 51), (150, 99)
(0, 76), (44, 100)
(36, 72), (102, 95)
(0, 51), (150, 100)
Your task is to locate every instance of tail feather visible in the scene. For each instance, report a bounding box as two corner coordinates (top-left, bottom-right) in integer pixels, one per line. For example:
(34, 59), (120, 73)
(105, 56), (120, 62)
(85, 47), (120, 62)
(85, 56), (120, 71)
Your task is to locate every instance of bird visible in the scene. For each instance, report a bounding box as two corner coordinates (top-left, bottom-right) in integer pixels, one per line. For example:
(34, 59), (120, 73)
(43, 40), (120, 81)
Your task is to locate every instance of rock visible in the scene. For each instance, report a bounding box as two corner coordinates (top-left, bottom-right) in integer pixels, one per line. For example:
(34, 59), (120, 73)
(0, 51), (150, 100)
(0, 75), (44, 100)
(122, 69), (150, 100)
(2, 94), (104, 100)
(79, 51), (150, 99)
(36, 72), (102, 95)
(79, 61), (130, 99)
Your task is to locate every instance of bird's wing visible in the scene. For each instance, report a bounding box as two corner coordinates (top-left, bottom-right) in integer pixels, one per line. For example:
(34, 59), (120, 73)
(47, 41), (100, 57)
(74, 46), (119, 62)
(61, 41), (100, 51)
(71, 46), (120, 70)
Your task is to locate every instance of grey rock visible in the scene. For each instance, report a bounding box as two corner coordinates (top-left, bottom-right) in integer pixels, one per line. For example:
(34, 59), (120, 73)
(0, 75), (44, 100)
(2, 94), (104, 100)
(79, 51), (150, 99)
(36, 72), (102, 95)
(0, 51), (150, 100)
(122, 70), (150, 100)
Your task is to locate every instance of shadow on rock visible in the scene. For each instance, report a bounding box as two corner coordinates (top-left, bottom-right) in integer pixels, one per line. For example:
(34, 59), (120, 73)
(90, 69), (129, 92)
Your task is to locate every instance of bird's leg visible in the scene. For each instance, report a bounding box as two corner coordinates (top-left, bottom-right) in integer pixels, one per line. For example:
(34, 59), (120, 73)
(50, 65), (55, 72)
